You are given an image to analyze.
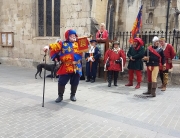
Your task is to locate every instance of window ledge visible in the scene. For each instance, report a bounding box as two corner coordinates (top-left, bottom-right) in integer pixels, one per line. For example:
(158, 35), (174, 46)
(33, 37), (60, 40)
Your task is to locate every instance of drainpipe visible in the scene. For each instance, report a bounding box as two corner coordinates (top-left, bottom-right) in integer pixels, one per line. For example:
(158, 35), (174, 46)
(165, 0), (171, 40)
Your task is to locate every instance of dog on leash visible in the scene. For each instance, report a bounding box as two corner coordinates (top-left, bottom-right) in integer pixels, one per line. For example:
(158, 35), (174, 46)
(35, 63), (56, 79)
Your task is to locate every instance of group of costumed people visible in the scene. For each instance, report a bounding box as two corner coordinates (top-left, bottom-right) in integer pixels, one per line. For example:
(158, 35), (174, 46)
(43, 23), (175, 103)
(125, 36), (175, 97)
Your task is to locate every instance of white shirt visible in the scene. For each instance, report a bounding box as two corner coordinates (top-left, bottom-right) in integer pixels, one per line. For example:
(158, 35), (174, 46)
(88, 45), (95, 53)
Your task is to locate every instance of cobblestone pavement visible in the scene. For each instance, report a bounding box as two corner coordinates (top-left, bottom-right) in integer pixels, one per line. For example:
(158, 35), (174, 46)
(0, 65), (180, 138)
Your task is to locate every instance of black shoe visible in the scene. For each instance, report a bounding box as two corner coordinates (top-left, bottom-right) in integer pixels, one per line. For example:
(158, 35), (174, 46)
(143, 92), (151, 95)
(80, 76), (85, 80)
(146, 94), (156, 97)
(86, 79), (90, 82)
(114, 84), (118, 86)
(55, 96), (63, 103)
(91, 79), (95, 83)
(108, 83), (111, 87)
(70, 95), (76, 101)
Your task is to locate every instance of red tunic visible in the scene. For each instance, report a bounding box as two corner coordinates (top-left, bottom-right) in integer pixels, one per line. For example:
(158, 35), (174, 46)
(162, 44), (176, 70)
(104, 49), (126, 71)
(96, 30), (108, 40)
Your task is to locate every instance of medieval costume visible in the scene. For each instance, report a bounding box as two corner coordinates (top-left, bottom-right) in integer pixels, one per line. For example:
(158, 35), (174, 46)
(125, 38), (145, 89)
(44, 29), (88, 103)
(143, 36), (165, 97)
(158, 37), (176, 91)
(104, 41), (126, 87)
(85, 40), (101, 83)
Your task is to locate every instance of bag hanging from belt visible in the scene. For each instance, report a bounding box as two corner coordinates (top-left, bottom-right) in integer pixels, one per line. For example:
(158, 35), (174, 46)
(106, 58), (110, 67)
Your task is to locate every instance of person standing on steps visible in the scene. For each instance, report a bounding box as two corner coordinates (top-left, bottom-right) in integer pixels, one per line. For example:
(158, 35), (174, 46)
(158, 37), (176, 91)
(104, 41), (126, 87)
(142, 36), (166, 97)
(85, 40), (101, 83)
(96, 23), (109, 40)
(125, 38), (145, 89)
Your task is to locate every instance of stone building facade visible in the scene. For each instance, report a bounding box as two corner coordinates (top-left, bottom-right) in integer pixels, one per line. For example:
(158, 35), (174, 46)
(0, 0), (180, 67)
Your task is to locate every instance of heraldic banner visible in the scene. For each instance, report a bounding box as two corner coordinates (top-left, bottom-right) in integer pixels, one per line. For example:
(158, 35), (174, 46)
(77, 37), (89, 52)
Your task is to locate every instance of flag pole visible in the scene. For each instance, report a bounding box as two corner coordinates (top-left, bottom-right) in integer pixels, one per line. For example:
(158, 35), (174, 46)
(140, 4), (143, 39)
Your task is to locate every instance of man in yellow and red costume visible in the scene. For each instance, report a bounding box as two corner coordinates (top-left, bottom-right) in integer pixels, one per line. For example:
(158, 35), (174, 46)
(44, 29), (88, 103)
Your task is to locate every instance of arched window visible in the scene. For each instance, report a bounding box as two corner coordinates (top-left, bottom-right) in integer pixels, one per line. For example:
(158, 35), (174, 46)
(148, 13), (153, 23)
(150, 0), (155, 7)
(38, 0), (60, 36)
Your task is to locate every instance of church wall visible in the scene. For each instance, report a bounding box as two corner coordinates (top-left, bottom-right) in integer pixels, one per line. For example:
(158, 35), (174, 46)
(0, 0), (91, 67)
(94, 0), (108, 25)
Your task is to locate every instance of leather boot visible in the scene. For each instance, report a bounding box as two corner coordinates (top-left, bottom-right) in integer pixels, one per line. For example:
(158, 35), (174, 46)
(86, 76), (91, 82)
(108, 71), (112, 87)
(125, 81), (133, 86)
(158, 84), (163, 89)
(114, 71), (118, 86)
(147, 82), (157, 97)
(55, 84), (65, 103)
(135, 82), (140, 89)
(70, 85), (77, 101)
(91, 77), (95, 83)
(161, 73), (168, 91)
(158, 72), (164, 89)
(143, 82), (152, 95)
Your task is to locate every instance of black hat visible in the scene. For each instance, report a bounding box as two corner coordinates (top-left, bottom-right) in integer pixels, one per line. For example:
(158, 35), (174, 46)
(90, 40), (97, 43)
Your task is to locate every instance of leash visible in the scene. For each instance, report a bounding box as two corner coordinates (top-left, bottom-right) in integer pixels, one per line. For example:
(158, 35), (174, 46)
(42, 52), (47, 107)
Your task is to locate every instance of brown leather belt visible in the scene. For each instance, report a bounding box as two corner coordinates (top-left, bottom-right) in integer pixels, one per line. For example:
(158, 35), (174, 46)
(63, 60), (81, 65)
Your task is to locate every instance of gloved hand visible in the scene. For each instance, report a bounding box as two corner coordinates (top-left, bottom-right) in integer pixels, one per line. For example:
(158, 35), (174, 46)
(91, 56), (95, 62)
(43, 45), (49, 52)
(115, 59), (121, 64)
(88, 57), (91, 62)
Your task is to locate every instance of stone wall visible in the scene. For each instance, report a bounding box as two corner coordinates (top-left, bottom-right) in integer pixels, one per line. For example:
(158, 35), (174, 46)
(91, 0), (108, 24)
(117, 0), (142, 32)
(0, 0), (91, 67)
(115, 0), (180, 32)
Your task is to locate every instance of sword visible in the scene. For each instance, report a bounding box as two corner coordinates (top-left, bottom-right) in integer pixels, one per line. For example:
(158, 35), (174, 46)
(147, 47), (149, 63)
(120, 57), (124, 72)
(104, 57), (109, 71)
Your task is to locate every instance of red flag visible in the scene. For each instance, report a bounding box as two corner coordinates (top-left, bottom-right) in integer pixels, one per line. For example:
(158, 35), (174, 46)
(77, 37), (89, 52)
(129, 5), (143, 44)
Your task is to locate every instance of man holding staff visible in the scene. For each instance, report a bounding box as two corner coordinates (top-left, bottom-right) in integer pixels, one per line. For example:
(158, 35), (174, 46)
(43, 29), (89, 103)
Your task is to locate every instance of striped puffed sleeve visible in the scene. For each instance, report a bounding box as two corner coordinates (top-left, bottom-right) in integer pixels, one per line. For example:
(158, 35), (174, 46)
(49, 41), (62, 61)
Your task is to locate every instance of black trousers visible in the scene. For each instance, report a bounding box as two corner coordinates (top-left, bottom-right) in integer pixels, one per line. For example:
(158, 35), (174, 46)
(108, 71), (119, 83)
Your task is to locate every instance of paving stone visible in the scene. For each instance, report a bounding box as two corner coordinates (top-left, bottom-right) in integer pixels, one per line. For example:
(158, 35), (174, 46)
(0, 65), (180, 138)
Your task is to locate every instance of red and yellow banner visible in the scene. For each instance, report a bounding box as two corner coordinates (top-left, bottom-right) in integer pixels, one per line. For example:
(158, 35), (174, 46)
(77, 37), (89, 52)
(129, 5), (143, 44)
